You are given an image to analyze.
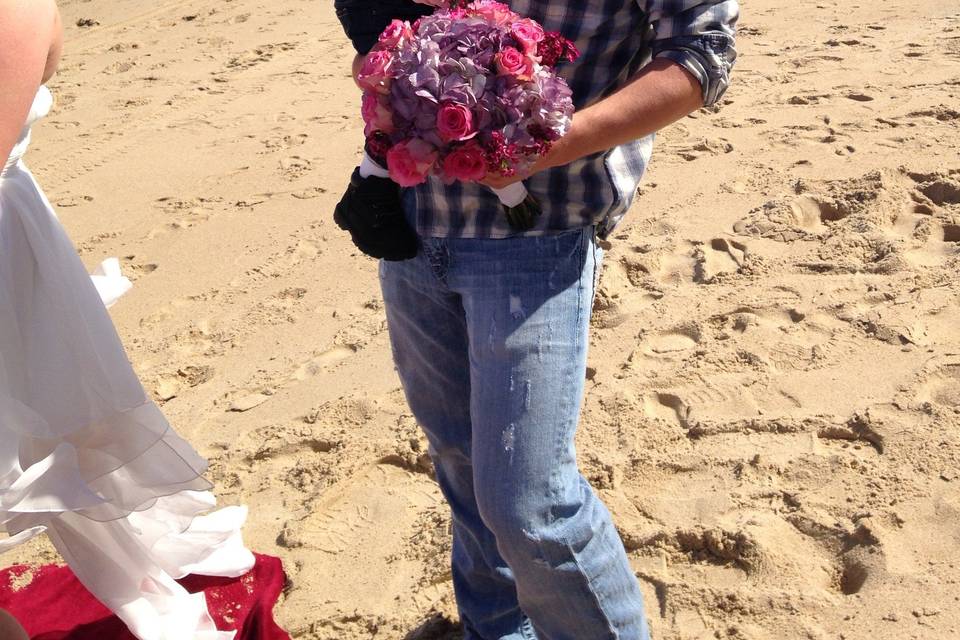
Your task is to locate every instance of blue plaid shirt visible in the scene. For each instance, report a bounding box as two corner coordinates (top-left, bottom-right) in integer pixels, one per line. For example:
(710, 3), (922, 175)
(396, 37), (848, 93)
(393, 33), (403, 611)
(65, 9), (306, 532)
(403, 0), (739, 238)
(337, 0), (739, 238)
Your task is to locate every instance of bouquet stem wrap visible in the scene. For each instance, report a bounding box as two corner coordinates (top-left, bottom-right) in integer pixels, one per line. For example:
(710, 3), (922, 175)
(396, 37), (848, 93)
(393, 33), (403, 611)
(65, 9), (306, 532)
(359, 151), (391, 179)
(490, 182), (528, 208)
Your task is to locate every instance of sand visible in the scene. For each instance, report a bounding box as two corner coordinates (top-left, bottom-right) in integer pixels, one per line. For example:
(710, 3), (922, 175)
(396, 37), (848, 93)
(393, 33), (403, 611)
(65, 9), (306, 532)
(6, 0), (960, 638)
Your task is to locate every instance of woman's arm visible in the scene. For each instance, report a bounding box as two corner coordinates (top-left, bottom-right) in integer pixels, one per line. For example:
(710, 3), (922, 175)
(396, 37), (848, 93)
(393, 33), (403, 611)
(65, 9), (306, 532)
(0, 0), (60, 164)
(43, 3), (63, 83)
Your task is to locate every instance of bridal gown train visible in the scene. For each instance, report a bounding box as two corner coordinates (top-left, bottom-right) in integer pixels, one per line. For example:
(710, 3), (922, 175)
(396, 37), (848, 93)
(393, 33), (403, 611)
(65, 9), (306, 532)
(0, 87), (255, 639)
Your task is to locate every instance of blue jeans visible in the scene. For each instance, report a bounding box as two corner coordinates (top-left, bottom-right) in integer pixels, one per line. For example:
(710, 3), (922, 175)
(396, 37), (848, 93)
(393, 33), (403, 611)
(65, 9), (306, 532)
(379, 227), (649, 640)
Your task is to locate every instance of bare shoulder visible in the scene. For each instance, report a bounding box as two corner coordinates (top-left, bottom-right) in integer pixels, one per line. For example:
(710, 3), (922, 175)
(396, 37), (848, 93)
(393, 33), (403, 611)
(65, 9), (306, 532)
(0, 0), (58, 62)
(0, 0), (57, 29)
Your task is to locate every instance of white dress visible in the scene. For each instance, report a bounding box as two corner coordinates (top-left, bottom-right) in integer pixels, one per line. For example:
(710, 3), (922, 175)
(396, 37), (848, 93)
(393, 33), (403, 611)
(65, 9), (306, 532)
(0, 87), (255, 639)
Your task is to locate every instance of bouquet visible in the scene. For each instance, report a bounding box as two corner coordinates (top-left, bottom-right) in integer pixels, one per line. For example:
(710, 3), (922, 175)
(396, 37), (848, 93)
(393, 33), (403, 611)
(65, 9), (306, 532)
(355, 0), (579, 230)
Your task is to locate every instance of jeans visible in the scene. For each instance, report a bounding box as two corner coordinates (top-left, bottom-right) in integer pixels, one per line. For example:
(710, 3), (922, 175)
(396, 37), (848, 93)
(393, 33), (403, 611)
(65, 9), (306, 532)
(379, 227), (649, 640)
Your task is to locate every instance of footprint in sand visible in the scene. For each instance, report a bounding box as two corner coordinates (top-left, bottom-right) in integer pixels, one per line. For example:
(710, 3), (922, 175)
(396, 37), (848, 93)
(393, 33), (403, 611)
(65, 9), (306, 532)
(914, 176), (960, 207)
(733, 195), (840, 242)
(656, 241), (698, 285)
(716, 304), (821, 359)
(591, 260), (662, 330)
(918, 362), (960, 410)
(735, 172), (890, 245)
(152, 365), (215, 402)
(292, 345), (358, 381)
(943, 224), (960, 243)
(121, 259), (159, 281)
(902, 222), (960, 268)
(278, 155), (312, 180)
(55, 194), (95, 208)
(672, 138), (734, 162)
(109, 97), (151, 111)
(147, 196), (221, 237)
(260, 132), (308, 154)
(284, 465), (440, 557)
(223, 43), (297, 72)
(641, 392), (691, 428)
(906, 106), (960, 123)
(642, 325), (701, 357)
(693, 238), (748, 283)
(226, 343), (360, 414)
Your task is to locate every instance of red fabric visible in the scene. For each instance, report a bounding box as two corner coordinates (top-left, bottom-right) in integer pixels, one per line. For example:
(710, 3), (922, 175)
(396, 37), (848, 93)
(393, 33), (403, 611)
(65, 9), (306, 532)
(0, 553), (289, 640)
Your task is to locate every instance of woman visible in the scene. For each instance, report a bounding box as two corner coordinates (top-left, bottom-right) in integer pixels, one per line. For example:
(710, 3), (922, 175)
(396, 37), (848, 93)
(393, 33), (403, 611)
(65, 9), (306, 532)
(1, 2), (254, 638)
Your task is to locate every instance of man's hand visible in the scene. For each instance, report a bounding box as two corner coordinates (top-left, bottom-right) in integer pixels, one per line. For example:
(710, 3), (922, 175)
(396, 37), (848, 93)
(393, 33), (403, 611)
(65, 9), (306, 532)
(479, 172), (524, 190)
(479, 164), (537, 190)
(478, 117), (577, 189)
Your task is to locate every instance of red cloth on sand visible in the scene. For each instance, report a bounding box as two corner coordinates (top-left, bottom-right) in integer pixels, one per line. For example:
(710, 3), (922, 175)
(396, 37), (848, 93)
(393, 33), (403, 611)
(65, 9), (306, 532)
(0, 553), (289, 640)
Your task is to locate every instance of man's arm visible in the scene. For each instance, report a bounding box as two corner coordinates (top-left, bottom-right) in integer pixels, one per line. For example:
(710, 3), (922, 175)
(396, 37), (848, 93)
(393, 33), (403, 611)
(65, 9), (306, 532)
(485, 0), (739, 187)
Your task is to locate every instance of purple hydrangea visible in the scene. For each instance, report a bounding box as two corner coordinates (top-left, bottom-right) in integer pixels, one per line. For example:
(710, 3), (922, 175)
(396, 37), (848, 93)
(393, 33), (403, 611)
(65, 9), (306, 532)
(359, 2), (578, 185)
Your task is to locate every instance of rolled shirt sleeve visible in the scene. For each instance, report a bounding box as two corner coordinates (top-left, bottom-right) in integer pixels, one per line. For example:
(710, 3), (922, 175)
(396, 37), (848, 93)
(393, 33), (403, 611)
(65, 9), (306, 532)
(334, 0), (432, 54)
(644, 0), (740, 106)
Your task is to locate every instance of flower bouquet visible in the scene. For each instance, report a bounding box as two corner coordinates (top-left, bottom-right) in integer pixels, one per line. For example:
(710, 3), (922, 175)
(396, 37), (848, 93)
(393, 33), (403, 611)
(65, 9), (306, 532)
(355, 0), (579, 230)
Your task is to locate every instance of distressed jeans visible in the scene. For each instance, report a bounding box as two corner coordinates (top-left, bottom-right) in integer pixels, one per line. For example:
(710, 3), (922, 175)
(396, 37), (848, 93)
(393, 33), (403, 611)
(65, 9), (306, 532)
(379, 227), (649, 640)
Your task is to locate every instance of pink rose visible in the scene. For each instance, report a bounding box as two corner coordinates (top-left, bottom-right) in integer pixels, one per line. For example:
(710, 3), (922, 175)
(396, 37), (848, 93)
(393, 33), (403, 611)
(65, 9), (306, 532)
(378, 19), (413, 49)
(511, 19), (545, 55)
(356, 50), (395, 94)
(495, 47), (535, 80)
(470, 0), (517, 26)
(442, 142), (488, 182)
(436, 102), (476, 143)
(387, 138), (438, 187)
(361, 92), (394, 136)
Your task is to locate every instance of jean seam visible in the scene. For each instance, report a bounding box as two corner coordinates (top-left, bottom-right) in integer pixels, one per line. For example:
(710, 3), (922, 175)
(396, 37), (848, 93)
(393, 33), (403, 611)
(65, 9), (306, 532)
(547, 230), (586, 503)
(571, 229), (621, 638)
(562, 527), (621, 640)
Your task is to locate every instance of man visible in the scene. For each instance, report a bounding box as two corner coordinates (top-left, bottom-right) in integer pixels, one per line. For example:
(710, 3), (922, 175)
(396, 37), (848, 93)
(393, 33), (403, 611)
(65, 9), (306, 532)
(334, 1), (738, 638)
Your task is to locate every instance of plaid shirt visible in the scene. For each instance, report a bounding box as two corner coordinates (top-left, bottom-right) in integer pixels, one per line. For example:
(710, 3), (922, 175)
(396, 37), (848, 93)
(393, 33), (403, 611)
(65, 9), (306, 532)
(336, 0), (739, 239)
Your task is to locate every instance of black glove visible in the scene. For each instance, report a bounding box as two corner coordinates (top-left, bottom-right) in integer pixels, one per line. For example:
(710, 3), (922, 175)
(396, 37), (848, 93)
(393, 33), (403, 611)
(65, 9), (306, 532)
(503, 193), (543, 232)
(334, 168), (419, 261)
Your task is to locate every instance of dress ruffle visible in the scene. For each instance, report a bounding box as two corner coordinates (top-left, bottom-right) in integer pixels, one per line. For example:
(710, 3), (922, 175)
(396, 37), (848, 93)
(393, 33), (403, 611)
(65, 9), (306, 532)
(1, 87), (255, 639)
(91, 257), (133, 308)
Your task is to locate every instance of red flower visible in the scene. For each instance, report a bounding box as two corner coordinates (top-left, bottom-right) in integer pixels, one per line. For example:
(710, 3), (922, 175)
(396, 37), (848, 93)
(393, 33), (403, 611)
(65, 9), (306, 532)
(442, 141), (488, 182)
(537, 32), (580, 68)
(365, 131), (393, 165)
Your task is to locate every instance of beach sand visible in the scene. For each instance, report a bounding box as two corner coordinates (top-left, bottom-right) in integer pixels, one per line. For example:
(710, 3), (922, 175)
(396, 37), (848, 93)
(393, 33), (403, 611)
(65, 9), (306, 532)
(7, 0), (960, 638)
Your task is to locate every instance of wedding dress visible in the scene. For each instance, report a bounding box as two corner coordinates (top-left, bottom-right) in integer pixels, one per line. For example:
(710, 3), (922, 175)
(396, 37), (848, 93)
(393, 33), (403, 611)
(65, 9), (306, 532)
(0, 87), (255, 639)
